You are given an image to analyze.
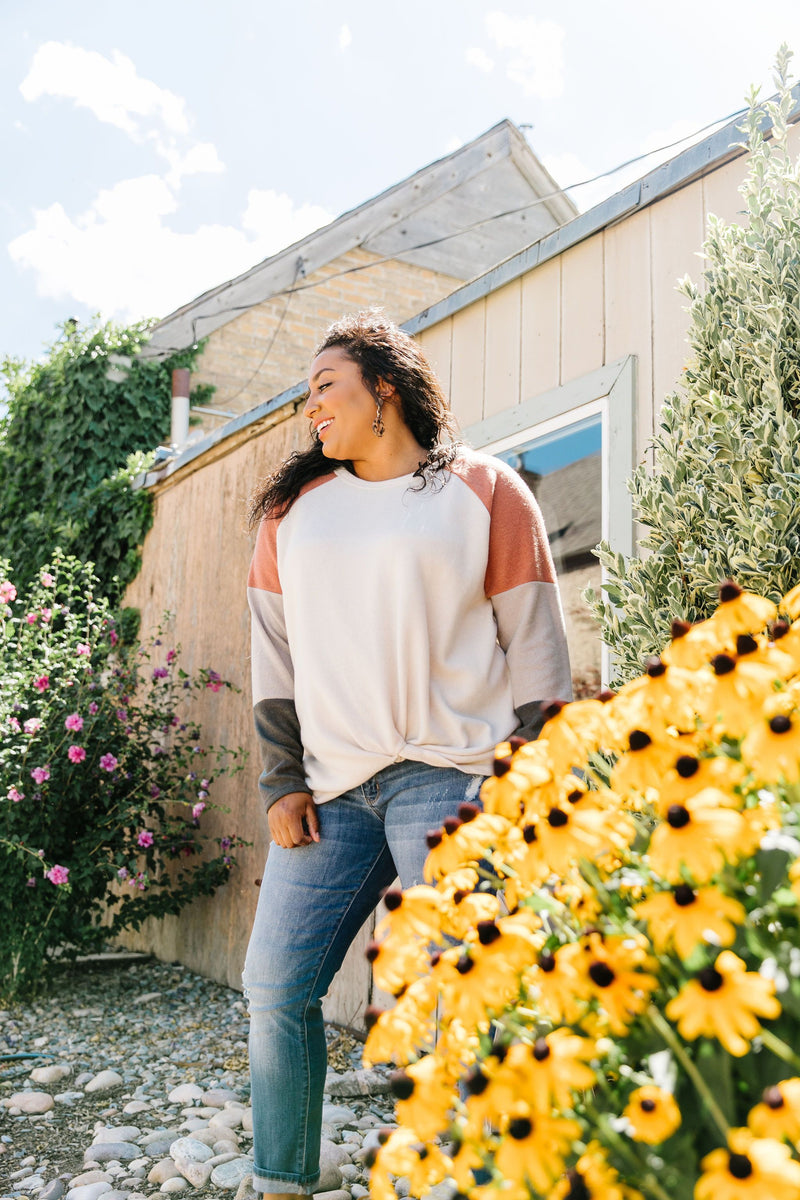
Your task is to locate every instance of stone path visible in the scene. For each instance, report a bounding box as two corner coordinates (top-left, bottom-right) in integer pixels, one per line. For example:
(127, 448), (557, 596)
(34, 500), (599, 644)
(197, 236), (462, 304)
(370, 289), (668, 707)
(0, 957), (404, 1200)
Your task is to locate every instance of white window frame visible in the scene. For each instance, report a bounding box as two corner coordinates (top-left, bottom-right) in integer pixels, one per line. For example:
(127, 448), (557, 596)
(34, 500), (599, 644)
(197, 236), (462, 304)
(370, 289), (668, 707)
(461, 356), (637, 684)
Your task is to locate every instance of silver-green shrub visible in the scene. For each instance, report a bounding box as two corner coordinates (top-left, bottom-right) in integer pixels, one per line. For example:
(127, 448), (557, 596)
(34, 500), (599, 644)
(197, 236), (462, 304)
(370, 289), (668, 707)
(588, 48), (800, 682)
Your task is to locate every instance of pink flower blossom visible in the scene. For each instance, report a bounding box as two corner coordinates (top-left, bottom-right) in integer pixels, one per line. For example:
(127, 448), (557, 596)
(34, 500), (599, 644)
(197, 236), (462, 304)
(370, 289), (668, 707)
(23, 718), (42, 735)
(109, 630), (118, 646)
(116, 708), (128, 722)
(205, 670), (224, 692)
(26, 877), (36, 887)
(30, 765), (50, 785)
(137, 830), (154, 848)
(192, 802), (206, 820)
(46, 864), (69, 886)
(99, 753), (118, 772)
(33, 676), (49, 693)
(7, 786), (24, 802)
(8, 716), (21, 732)
(166, 648), (177, 663)
(76, 643), (91, 656)
(117, 866), (129, 880)
(40, 572), (54, 587)
(65, 713), (84, 732)
(40, 607), (52, 624)
(197, 788), (209, 800)
(68, 745), (86, 763)
(152, 667), (168, 681)
(0, 581), (17, 603)
(88, 701), (99, 715)
(26, 613), (38, 624)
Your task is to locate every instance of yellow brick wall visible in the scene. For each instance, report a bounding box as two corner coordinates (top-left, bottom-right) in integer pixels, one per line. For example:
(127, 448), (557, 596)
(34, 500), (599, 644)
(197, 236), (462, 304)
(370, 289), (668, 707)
(191, 248), (461, 430)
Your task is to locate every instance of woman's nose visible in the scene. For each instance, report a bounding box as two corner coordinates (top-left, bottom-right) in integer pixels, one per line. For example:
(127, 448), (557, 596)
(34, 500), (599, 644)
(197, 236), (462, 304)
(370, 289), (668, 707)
(303, 392), (318, 419)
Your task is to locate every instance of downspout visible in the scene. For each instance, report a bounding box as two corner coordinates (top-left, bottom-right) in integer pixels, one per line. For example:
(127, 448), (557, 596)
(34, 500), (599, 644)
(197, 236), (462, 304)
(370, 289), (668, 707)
(171, 368), (191, 447)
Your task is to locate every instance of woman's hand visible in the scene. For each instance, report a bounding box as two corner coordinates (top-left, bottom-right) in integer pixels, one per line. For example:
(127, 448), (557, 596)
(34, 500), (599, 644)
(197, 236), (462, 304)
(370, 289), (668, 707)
(268, 791), (320, 848)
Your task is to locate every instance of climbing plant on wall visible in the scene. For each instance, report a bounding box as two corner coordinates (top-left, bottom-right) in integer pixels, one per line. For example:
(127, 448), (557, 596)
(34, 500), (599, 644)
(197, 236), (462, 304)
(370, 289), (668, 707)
(0, 317), (209, 604)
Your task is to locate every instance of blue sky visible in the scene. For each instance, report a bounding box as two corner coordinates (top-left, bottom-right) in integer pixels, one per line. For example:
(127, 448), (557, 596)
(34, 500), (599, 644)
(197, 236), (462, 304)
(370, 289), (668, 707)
(3, 1), (800, 372)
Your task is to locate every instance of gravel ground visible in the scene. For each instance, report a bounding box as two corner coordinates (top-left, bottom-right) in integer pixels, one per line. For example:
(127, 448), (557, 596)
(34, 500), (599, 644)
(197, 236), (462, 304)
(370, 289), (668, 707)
(0, 955), (397, 1200)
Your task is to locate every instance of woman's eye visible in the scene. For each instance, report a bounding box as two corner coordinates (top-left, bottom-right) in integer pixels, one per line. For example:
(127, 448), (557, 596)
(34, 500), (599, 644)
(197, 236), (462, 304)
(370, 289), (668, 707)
(319, 382), (330, 391)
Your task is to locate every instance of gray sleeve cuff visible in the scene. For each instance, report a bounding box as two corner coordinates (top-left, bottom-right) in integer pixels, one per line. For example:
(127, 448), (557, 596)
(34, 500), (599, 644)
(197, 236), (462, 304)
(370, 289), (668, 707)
(253, 697), (310, 811)
(513, 700), (546, 743)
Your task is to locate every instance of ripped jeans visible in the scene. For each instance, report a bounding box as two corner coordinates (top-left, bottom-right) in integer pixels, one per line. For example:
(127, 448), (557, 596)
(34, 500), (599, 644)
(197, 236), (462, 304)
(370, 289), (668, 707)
(242, 759), (485, 1194)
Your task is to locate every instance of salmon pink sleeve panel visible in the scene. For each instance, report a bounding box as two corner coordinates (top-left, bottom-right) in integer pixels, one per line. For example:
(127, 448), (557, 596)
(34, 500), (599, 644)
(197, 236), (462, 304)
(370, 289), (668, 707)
(450, 453), (573, 738)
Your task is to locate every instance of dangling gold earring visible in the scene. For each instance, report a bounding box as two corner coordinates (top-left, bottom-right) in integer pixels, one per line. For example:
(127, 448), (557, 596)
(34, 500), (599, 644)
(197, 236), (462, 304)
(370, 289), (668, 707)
(372, 400), (385, 438)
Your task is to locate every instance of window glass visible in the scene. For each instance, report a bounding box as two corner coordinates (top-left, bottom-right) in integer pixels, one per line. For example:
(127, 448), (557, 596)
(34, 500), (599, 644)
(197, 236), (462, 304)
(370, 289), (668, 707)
(496, 415), (602, 698)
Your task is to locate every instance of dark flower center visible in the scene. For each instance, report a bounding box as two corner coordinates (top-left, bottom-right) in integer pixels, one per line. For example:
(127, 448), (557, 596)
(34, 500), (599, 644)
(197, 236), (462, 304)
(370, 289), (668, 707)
(770, 714), (792, 734)
(597, 689), (616, 703)
(640, 1098), (657, 1113)
(711, 653), (736, 676)
(629, 729), (652, 751)
(523, 824), (538, 844)
(465, 1066), (489, 1095)
(493, 754), (512, 777)
(459, 802), (481, 823)
(456, 953), (474, 975)
(364, 1006), (381, 1030)
(667, 804), (691, 829)
(509, 735), (527, 752)
(452, 889), (468, 905)
(539, 951), (556, 973)
(365, 941), (380, 963)
(508, 1117), (532, 1140)
(728, 1153), (753, 1180)
(698, 966), (724, 992)
(533, 1038), (550, 1062)
(719, 579), (743, 602)
(443, 816), (462, 835)
(674, 884), (696, 907)
(426, 830), (442, 849)
(541, 700), (566, 721)
(564, 1170), (591, 1200)
(588, 961), (615, 988)
(383, 889), (402, 911)
(477, 920), (500, 945)
(676, 755), (699, 778)
(390, 1070), (415, 1100)
(671, 619), (692, 640)
(547, 808), (569, 828)
(646, 656), (667, 677)
(736, 633), (758, 656)
(763, 1085), (785, 1110)
(772, 619), (790, 640)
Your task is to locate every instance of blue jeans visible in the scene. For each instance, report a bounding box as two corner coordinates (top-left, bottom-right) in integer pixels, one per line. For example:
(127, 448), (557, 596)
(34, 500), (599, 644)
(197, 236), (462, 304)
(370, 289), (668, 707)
(242, 760), (485, 1194)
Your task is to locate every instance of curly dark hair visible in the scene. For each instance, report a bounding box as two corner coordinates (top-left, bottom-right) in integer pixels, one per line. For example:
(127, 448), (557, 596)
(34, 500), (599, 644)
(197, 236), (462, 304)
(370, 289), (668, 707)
(248, 309), (460, 524)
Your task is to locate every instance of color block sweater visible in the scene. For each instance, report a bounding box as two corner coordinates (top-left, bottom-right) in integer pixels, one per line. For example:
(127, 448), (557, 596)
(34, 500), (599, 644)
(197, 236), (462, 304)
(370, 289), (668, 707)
(247, 447), (572, 808)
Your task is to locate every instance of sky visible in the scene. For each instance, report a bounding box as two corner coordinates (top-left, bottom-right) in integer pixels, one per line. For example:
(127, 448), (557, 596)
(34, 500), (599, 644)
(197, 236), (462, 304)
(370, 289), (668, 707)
(3, 0), (800, 375)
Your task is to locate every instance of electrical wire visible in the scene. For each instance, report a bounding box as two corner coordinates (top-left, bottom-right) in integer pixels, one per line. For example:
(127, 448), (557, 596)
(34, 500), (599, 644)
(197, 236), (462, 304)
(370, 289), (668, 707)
(165, 103), (751, 356)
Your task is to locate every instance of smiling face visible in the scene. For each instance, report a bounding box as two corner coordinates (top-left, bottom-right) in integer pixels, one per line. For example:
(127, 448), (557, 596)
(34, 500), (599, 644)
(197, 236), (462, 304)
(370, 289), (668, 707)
(303, 346), (388, 466)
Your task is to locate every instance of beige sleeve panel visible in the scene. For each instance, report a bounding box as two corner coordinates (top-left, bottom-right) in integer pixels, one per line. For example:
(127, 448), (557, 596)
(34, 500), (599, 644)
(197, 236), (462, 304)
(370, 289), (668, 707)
(492, 580), (573, 708)
(248, 587), (294, 702)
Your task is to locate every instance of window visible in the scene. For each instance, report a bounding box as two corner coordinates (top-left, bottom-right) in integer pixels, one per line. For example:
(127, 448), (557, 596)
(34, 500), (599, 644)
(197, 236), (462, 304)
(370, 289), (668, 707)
(463, 357), (636, 692)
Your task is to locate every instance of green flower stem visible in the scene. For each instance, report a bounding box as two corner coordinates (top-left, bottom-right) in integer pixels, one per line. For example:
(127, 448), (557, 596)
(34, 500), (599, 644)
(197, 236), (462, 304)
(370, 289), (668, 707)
(759, 1026), (800, 1073)
(584, 1103), (675, 1200)
(646, 1005), (730, 1142)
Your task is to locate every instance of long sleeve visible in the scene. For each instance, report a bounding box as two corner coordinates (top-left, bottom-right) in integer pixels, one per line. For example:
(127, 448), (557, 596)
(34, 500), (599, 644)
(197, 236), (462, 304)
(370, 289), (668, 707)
(484, 464), (573, 739)
(247, 516), (310, 811)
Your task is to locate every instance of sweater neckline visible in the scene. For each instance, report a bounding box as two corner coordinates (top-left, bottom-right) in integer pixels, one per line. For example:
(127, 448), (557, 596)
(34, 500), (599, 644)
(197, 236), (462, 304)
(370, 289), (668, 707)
(334, 466), (417, 490)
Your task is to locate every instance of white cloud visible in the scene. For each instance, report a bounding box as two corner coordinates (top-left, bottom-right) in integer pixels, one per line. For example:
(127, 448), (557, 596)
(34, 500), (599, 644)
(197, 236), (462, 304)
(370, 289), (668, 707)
(484, 12), (565, 99)
(8, 178), (334, 321)
(339, 25), (352, 50)
(20, 41), (188, 137)
(466, 46), (494, 73)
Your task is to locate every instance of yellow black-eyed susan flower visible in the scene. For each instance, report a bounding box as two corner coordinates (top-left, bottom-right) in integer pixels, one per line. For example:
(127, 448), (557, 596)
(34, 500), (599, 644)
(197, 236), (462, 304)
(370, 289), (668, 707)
(578, 931), (659, 1036)
(548, 1141), (646, 1199)
(747, 1078), (800, 1143)
(480, 741), (551, 820)
(362, 975), (436, 1067)
(611, 727), (684, 800)
(539, 697), (622, 767)
(369, 1127), (450, 1200)
(374, 884), (443, 942)
(509, 1031), (596, 1112)
(665, 950), (781, 1056)
(623, 1084), (681, 1143)
(647, 791), (748, 883)
(634, 883), (745, 960)
(532, 803), (632, 876)
(525, 942), (593, 1025)
(365, 930), (431, 996)
(614, 655), (711, 735)
(494, 1111), (582, 1197)
(423, 809), (511, 882)
(696, 1127), (800, 1200)
(707, 580), (778, 641)
(390, 1055), (457, 1141)
(663, 614), (730, 670)
(654, 751), (747, 816)
(741, 709), (800, 783)
(697, 652), (780, 739)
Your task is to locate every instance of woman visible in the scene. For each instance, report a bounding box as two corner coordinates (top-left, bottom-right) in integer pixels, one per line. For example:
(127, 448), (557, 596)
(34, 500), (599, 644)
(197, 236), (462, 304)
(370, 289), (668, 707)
(243, 309), (571, 1198)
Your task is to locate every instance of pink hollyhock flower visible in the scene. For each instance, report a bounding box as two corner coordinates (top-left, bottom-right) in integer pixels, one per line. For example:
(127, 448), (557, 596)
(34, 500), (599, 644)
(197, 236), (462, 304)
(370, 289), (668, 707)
(33, 676), (49, 693)
(40, 608), (52, 624)
(117, 866), (129, 880)
(137, 830), (154, 848)
(40, 572), (54, 587)
(99, 753), (118, 772)
(152, 667), (168, 680)
(30, 765), (50, 784)
(192, 802), (206, 820)
(46, 864), (69, 886)
(88, 701), (99, 715)
(149, 783), (161, 798)
(76, 643), (91, 656)
(65, 713), (84, 732)
(205, 670), (224, 692)
(23, 718), (42, 734)
(68, 745), (86, 764)
(8, 716), (21, 732)
(109, 630), (118, 646)
(166, 648), (177, 663)
(26, 877), (36, 887)
(27, 613), (39, 624)
(0, 581), (17, 603)
(7, 786), (24, 802)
